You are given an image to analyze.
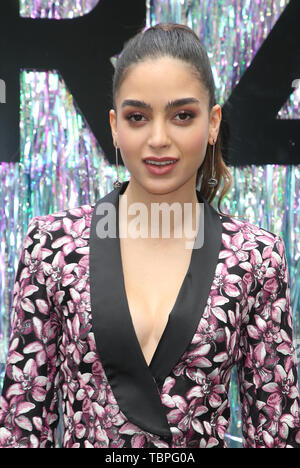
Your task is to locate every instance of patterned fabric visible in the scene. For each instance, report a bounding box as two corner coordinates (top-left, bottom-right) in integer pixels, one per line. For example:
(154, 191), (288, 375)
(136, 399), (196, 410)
(0, 185), (300, 448)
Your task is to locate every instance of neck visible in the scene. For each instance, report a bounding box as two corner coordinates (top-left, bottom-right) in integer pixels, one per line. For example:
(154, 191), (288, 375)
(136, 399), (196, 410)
(118, 178), (201, 242)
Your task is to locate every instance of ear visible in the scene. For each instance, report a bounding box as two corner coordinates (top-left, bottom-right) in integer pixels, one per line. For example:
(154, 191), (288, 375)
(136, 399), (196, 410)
(209, 104), (222, 144)
(109, 109), (118, 145)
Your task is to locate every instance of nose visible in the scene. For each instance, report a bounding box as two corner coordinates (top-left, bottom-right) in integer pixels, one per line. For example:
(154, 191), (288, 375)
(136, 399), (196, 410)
(148, 118), (171, 149)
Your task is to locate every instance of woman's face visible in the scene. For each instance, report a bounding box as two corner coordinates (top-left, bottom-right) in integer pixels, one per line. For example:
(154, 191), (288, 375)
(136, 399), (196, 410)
(109, 56), (221, 195)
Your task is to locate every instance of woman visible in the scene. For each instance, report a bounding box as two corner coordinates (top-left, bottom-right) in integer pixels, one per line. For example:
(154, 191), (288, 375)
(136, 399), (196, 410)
(0, 23), (299, 448)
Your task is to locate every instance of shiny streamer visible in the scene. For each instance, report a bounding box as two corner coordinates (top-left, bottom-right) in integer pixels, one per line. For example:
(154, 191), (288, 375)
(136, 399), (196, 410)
(0, 0), (299, 449)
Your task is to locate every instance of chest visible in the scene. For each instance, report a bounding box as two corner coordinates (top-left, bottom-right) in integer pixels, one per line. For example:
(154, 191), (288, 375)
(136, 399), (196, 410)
(119, 237), (193, 366)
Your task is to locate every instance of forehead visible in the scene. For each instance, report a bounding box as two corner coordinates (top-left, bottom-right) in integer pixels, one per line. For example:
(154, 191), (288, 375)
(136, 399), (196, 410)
(116, 56), (209, 106)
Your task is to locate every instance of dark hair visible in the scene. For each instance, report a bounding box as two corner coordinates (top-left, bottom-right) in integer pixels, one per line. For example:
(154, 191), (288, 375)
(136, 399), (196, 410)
(111, 23), (233, 217)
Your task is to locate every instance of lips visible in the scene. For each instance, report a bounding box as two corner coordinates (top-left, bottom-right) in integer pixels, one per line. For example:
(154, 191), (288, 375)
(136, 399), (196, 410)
(143, 157), (179, 175)
(143, 156), (179, 162)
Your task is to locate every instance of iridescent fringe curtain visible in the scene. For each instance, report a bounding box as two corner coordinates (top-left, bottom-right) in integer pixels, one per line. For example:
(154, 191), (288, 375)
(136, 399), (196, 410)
(0, 0), (299, 448)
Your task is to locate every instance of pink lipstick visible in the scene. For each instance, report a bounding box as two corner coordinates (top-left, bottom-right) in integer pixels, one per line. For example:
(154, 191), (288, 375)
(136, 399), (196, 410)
(143, 156), (179, 175)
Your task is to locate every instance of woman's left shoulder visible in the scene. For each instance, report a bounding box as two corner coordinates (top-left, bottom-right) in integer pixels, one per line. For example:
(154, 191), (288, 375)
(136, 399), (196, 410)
(218, 212), (284, 248)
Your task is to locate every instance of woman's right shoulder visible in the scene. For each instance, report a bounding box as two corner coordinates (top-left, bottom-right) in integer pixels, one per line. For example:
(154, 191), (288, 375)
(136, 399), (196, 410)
(30, 202), (96, 225)
(27, 202), (97, 236)
(22, 203), (97, 261)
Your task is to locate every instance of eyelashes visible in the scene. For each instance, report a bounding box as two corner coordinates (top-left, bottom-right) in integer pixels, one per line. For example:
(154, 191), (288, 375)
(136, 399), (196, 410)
(125, 111), (195, 123)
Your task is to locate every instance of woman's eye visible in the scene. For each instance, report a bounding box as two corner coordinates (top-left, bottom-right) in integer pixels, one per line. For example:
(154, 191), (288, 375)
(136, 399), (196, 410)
(174, 111), (194, 122)
(125, 111), (194, 123)
(126, 113), (145, 122)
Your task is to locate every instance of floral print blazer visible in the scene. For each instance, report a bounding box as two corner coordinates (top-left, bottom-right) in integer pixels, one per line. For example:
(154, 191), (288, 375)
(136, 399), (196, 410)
(0, 179), (300, 448)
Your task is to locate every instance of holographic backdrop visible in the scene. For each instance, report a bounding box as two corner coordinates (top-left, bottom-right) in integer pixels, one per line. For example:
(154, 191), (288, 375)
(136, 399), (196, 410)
(0, 0), (299, 448)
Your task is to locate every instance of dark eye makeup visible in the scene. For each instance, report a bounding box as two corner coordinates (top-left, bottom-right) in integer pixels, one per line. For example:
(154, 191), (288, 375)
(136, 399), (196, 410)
(125, 111), (195, 123)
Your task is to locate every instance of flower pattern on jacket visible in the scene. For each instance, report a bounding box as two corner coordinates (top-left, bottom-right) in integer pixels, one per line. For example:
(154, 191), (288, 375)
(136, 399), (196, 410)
(0, 207), (300, 448)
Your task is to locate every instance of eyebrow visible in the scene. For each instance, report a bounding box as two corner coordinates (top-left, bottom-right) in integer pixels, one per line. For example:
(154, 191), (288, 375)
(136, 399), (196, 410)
(121, 97), (201, 111)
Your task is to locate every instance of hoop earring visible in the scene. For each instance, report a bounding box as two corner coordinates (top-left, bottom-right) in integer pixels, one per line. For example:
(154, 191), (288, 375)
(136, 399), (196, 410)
(113, 143), (123, 189)
(207, 139), (218, 187)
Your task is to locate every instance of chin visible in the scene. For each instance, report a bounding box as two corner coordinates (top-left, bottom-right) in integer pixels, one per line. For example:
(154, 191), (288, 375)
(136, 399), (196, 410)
(142, 178), (177, 191)
(130, 173), (196, 196)
(144, 181), (190, 198)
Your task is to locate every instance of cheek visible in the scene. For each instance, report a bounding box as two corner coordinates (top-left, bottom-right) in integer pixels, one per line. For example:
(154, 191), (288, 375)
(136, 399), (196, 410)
(117, 132), (140, 169)
(117, 127), (141, 154)
(181, 128), (208, 156)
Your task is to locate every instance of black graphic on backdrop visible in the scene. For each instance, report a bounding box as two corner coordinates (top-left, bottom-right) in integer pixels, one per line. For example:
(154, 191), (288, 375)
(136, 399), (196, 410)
(0, 0), (146, 163)
(221, 0), (300, 165)
(0, 0), (299, 165)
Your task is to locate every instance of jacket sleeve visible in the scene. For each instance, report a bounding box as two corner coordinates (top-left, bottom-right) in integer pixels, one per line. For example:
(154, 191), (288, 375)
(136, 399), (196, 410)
(237, 234), (300, 448)
(0, 217), (61, 448)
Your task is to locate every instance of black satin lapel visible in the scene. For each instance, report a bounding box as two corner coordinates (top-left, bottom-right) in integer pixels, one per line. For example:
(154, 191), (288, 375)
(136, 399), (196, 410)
(149, 191), (223, 382)
(90, 180), (172, 437)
